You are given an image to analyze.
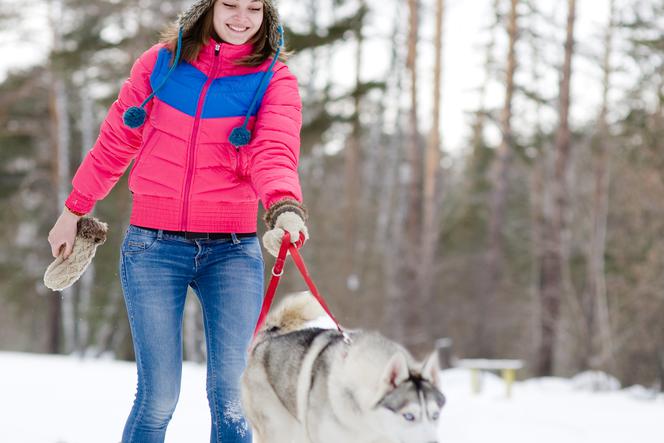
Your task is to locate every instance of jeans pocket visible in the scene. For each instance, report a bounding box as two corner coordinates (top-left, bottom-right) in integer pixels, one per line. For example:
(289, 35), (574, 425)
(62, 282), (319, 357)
(122, 226), (159, 255)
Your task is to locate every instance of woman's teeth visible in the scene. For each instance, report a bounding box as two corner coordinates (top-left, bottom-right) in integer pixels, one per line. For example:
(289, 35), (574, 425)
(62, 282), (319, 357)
(228, 24), (248, 32)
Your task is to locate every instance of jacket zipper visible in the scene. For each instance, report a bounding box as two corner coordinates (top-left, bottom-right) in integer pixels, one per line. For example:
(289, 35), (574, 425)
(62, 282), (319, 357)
(180, 43), (221, 230)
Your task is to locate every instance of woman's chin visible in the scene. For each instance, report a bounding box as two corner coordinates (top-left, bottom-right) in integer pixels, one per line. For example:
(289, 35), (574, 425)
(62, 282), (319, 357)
(218, 27), (254, 45)
(222, 35), (250, 45)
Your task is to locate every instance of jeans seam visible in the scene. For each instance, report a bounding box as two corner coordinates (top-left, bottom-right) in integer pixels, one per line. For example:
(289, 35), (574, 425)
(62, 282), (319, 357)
(191, 278), (223, 443)
(121, 252), (149, 443)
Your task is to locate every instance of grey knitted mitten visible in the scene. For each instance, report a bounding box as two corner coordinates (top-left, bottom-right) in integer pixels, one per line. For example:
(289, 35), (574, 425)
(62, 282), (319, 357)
(44, 216), (108, 291)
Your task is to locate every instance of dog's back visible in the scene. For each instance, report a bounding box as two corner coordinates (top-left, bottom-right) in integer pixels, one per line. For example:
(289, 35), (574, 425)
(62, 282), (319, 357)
(241, 292), (346, 443)
(260, 290), (329, 335)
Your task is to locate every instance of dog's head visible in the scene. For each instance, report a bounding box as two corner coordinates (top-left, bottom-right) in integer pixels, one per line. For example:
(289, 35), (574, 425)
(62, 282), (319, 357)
(370, 351), (445, 443)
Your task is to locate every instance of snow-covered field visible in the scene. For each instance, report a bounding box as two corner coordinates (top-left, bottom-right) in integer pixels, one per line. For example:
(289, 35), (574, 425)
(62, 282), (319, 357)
(1, 351), (662, 443)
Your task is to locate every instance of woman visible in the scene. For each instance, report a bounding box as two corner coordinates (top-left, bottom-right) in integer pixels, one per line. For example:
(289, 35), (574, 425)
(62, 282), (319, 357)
(47, 1), (308, 441)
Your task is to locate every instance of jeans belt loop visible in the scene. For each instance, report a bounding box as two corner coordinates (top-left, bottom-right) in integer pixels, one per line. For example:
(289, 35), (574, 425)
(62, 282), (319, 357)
(230, 233), (240, 245)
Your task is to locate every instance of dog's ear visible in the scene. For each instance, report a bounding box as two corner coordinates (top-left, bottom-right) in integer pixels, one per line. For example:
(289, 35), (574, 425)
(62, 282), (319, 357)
(381, 352), (410, 389)
(421, 351), (440, 388)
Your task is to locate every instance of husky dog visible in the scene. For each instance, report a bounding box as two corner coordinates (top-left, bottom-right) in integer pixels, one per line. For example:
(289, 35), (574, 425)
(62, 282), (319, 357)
(241, 292), (445, 443)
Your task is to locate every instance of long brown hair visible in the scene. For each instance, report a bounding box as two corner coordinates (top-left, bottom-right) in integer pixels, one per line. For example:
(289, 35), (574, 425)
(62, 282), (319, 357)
(159, 1), (290, 67)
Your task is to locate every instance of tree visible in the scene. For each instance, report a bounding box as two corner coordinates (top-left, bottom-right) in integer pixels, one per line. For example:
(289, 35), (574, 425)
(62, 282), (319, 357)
(537, 0), (577, 376)
(478, 0), (520, 357)
(419, 0), (446, 342)
(582, 0), (616, 371)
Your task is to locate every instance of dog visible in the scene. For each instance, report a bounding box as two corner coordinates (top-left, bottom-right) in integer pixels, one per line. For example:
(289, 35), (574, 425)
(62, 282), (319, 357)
(241, 292), (445, 443)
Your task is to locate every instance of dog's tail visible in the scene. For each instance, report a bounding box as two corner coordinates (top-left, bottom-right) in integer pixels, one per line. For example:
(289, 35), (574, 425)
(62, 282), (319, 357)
(261, 291), (328, 334)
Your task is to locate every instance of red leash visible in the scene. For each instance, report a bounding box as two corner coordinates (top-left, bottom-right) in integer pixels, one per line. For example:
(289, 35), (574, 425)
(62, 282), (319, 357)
(252, 231), (348, 341)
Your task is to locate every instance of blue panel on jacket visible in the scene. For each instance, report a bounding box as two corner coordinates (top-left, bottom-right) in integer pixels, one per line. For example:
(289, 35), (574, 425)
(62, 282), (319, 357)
(150, 48), (205, 117)
(150, 48), (274, 119)
(202, 71), (274, 118)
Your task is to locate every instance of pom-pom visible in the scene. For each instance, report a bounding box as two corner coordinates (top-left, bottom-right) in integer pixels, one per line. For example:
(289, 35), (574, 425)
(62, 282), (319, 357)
(229, 127), (252, 147)
(123, 106), (147, 128)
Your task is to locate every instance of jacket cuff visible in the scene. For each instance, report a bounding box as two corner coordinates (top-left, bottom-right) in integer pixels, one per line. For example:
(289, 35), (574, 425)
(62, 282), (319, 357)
(65, 206), (85, 217)
(64, 188), (95, 216)
(263, 198), (308, 229)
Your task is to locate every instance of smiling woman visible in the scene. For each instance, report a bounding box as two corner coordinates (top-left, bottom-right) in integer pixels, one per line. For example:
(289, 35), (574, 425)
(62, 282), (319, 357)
(47, 0), (308, 442)
(214, 0), (265, 45)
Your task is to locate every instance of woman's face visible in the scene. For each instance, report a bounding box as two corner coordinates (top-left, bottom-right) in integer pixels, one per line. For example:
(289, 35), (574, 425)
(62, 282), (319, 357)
(213, 0), (264, 45)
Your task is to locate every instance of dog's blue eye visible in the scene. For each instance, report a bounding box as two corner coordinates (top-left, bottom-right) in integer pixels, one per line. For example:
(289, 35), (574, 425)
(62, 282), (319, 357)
(431, 411), (440, 421)
(402, 412), (416, 422)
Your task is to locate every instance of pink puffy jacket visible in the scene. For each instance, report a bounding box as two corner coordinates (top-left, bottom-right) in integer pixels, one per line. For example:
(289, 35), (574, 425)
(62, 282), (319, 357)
(65, 37), (303, 233)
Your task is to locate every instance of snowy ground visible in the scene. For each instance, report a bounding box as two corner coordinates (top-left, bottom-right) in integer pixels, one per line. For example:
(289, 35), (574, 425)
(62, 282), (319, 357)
(1, 351), (662, 443)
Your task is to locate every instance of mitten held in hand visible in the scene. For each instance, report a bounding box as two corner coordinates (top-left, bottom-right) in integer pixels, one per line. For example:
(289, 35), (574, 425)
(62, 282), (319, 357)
(262, 199), (309, 257)
(44, 216), (108, 291)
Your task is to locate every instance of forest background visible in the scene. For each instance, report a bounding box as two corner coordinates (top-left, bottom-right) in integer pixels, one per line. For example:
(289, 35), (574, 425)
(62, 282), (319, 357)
(1, 0), (663, 389)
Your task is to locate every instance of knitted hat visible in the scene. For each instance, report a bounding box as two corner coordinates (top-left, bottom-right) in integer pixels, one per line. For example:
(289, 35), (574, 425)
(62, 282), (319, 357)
(123, 0), (285, 149)
(44, 216), (108, 292)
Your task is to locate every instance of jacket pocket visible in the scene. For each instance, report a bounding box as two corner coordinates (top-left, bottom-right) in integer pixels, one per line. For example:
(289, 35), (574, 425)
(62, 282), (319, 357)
(128, 126), (158, 187)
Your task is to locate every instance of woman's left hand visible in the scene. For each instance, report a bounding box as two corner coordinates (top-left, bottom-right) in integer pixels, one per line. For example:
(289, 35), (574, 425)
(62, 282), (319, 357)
(262, 212), (309, 257)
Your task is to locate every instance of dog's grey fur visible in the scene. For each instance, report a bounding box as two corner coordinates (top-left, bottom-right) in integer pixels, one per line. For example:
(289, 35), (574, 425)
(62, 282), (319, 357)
(241, 292), (445, 443)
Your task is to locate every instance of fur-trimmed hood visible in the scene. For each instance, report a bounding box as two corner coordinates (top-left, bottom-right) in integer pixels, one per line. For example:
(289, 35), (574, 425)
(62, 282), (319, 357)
(178, 0), (282, 52)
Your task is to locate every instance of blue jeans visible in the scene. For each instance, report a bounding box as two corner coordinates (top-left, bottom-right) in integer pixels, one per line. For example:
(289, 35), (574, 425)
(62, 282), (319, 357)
(119, 224), (264, 443)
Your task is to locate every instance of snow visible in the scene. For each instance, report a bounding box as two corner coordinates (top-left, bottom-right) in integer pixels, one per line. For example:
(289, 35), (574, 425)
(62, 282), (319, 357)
(438, 369), (663, 443)
(222, 399), (250, 438)
(570, 370), (622, 392)
(1, 352), (662, 443)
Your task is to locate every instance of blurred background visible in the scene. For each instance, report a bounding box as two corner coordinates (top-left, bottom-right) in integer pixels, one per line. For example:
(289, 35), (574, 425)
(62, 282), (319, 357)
(1, 0), (663, 397)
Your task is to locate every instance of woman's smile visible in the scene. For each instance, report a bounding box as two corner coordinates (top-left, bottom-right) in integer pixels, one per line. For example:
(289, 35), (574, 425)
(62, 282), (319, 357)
(227, 24), (250, 33)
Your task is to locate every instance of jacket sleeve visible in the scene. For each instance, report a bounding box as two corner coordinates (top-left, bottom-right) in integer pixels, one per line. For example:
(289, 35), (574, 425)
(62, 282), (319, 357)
(247, 63), (304, 212)
(64, 44), (162, 215)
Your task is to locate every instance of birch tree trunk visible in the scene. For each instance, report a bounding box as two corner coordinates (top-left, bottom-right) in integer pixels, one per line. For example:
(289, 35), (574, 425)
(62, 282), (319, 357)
(537, 0), (577, 376)
(584, 0), (615, 370)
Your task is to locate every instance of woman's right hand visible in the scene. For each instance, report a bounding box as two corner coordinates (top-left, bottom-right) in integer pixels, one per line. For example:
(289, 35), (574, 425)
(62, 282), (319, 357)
(48, 207), (82, 259)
